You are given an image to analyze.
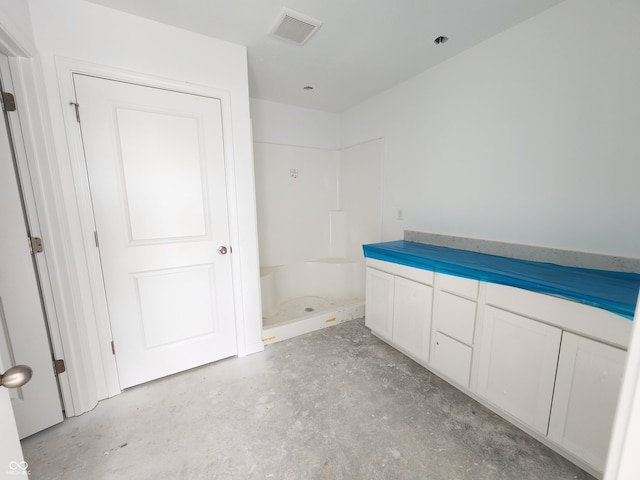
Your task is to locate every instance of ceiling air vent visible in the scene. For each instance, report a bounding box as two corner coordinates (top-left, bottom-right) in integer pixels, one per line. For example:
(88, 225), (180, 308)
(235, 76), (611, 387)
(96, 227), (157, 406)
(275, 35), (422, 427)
(269, 8), (322, 45)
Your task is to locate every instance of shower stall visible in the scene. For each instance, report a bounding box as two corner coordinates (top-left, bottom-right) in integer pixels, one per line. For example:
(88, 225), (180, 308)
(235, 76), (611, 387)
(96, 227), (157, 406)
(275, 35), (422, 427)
(254, 139), (382, 344)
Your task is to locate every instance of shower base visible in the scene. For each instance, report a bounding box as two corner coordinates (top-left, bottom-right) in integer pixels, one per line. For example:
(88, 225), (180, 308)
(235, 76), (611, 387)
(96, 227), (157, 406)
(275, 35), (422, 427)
(262, 296), (364, 345)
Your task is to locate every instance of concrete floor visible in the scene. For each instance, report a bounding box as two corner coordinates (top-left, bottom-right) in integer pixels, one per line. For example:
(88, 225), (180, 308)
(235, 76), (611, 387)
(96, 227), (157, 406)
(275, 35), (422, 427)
(22, 319), (594, 480)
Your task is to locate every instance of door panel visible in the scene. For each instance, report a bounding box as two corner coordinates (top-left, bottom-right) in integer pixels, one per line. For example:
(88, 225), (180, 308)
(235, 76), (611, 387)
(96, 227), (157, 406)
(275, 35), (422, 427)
(73, 74), (237, 389)
(135, 266), (217, 348)
(0, 59), (62, 438)
(117, 108), (208, 241)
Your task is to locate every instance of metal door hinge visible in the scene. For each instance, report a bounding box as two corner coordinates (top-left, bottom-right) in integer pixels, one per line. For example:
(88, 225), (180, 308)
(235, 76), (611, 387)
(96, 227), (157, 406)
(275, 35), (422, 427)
(28, 236), (44, 254)
(70, 102), (80, 122)
(53, 359), (66, 375)
(1, 91), (16, 112)
(111, 341), (115, 355)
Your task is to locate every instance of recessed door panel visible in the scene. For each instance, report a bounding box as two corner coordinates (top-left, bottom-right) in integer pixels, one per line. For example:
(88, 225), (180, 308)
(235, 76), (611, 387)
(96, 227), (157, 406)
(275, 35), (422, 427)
(116, 108), (208, 242)
(135, 266), (217, 348)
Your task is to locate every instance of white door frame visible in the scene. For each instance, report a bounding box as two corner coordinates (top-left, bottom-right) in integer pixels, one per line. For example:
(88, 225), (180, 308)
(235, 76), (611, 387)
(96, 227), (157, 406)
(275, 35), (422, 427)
(55, 57), (246, 401)
(0, 12), (76, 414)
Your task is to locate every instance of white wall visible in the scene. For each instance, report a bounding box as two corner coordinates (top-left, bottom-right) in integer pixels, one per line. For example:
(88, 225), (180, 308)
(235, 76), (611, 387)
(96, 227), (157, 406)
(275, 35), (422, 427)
(251, 100), (382, 271)
(26, 0), (262, 411)
(251, 98), (340, 150)
(0, 0), (35, 54)
(341, 139), (383, 264)
(251, 99), (340, 267)
(341, 0), (640, 258)
(254, 142), (339, 266)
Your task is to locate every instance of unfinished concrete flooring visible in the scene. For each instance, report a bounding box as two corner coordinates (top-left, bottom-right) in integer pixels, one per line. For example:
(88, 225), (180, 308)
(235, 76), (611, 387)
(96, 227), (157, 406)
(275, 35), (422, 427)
(22, 319), (594, 479)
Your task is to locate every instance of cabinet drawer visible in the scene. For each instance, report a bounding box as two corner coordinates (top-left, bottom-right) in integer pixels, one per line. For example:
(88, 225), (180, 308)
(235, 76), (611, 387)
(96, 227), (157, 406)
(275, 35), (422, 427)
(431, 332), (472, 388)
(484, 283), (631, 349)
(367, 258), (434, 285)
(438, 273), (478, 299)
(435, 291), (476, 345)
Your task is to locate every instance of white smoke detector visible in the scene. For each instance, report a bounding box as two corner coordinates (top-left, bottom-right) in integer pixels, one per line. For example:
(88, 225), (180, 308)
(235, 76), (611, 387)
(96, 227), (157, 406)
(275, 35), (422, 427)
(269, 7), (322, 45)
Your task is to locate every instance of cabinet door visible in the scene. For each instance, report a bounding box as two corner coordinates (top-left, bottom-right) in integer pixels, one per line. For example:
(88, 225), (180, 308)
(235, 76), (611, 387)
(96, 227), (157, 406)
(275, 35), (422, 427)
(392, 276), (433, 363)
(477, 306), (562, 435)
(548, 332), (626, 474)
(365, 268), (395, 341)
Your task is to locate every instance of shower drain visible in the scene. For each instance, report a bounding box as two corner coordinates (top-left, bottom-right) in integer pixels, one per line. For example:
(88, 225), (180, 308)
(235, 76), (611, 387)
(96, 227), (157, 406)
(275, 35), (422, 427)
(304, 307), (315, 312)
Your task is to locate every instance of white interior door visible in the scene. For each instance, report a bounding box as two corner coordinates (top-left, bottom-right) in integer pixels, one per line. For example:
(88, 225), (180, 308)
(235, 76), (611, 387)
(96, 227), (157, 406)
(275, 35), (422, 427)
(0, 63), (63, 438)
(73, 74), (237, 389)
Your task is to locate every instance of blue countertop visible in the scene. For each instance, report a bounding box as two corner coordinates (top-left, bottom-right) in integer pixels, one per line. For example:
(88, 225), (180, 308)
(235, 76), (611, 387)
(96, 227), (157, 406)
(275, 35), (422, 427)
(363, 241), (640, 320)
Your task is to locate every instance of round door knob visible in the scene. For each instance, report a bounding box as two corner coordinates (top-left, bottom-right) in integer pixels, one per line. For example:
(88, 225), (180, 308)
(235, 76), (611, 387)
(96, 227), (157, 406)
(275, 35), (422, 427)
(0, 365), (33, 389)
(218, 246), (228, 255)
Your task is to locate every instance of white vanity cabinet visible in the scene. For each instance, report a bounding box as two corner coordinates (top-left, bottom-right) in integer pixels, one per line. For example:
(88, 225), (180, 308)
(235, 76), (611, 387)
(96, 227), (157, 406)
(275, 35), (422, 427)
(363, 255), (633, 478)
(478, 283), (631, 476)
(476, 306), (562, 435)
(548, 332), (626, 473)
(430, 274), (478, 388)
(365, 259), (434, 364)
